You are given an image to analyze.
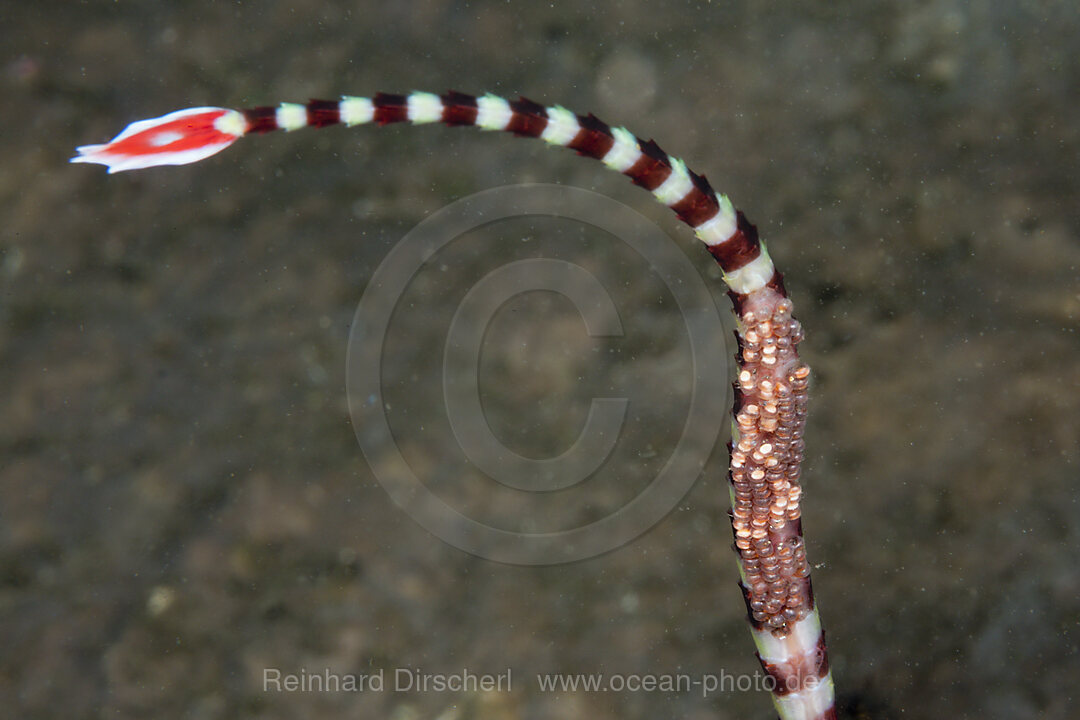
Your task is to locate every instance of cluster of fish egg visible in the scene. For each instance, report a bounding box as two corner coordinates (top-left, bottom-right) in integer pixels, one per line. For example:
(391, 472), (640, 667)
(729, 298), (814, 633)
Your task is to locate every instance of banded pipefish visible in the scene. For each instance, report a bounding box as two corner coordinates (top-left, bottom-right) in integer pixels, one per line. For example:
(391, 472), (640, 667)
(73, 90), (836, 720)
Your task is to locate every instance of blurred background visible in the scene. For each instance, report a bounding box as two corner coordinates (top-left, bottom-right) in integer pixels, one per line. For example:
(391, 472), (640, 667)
(2, 1), (1077, 718)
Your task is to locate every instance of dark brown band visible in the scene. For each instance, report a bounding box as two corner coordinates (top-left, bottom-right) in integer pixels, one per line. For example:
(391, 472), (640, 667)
(671, 170), (719, 226)
(624, 138), (671, 190)
(372, 92), (409, 125)
(305, 99), (341, 128)
(242, 106), (279, 134)
(706, 210), (761, 271)
(440, 91), (478, 126)
(568, 113), (615, 159)
(507, 97), (548, 137)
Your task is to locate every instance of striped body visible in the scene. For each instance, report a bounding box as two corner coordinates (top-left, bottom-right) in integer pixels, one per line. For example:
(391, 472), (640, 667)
(72, 90), (835, 720)
(239, 92), (780, 299)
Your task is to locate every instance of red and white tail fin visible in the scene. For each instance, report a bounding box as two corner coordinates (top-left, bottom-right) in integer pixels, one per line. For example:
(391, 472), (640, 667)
(70, 107), (246, 173)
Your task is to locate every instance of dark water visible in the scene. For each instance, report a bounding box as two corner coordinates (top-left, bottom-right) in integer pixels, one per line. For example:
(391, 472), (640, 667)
(2, 2), (1078, 719)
